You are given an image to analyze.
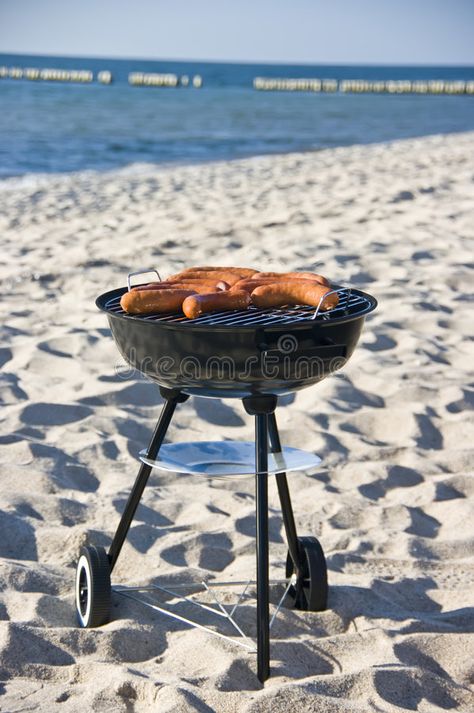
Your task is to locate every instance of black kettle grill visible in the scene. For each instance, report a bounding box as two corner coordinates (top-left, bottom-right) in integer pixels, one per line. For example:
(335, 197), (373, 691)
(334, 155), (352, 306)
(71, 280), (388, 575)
(75, 271), (377, 682)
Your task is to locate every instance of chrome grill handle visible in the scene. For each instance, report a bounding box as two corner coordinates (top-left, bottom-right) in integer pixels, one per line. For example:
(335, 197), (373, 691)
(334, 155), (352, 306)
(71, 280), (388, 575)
(311, 287), (351, 320)
(127, 268), (162, 292)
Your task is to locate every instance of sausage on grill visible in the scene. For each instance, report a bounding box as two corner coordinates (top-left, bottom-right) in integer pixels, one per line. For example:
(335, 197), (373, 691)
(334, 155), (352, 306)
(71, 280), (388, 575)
(131, 282), (174, 290)
(121, 289), (196, 314)
(230, 277), (327, 295)
(175, 266), (259, 279)
(251, 282), (338, 311)
(182, 290), (252, 319)
(251, 271), (330, 286)
(133, 280), (228, 293)
(168, 271), (244, 286)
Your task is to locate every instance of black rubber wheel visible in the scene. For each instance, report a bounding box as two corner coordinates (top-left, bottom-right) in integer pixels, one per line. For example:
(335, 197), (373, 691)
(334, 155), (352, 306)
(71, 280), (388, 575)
(285, 536), (328, 611)
(75, 545), (111, 627)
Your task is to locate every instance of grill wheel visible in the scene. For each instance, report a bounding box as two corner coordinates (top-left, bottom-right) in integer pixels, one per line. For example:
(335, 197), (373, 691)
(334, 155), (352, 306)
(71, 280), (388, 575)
(75, 545), (111, 627)
(285, 536), (328, 611)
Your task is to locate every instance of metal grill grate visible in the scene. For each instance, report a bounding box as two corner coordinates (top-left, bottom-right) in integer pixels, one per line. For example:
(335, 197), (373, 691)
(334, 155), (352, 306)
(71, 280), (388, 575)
(103, 287), (373, 327)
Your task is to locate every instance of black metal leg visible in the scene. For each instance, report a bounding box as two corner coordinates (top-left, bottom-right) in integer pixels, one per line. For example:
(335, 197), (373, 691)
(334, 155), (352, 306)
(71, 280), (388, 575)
(243, 394), (277, 683)
(255, 413), (270, 683)
(267, 412), (304, 577)
(108, 391), (187, 572)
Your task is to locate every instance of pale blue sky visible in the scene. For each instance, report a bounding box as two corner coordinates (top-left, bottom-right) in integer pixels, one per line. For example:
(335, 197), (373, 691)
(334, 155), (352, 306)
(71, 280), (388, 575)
(0, 0), (473, 65)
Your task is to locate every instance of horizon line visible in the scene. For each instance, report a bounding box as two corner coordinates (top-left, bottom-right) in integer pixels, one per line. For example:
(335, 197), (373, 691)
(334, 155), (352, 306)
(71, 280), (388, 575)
(0, 50), (473, 69)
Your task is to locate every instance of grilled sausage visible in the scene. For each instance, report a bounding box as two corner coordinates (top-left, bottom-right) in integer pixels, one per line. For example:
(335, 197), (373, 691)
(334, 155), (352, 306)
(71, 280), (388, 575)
(120, 289), (195, 314)
(168, 282), (229, 294)
(230, 277), (326, 295)
(133, 280), (228, 293)
(170, 280), (229, 291)
(167, 271), (244, 286)
(251, 282), (338, 311)
(251, 271), (330, 286)
(182, 290), (252, 319)
(176, 266), (259, 279)
(131, 282), (173, 290)
(229, 279), (277, 294)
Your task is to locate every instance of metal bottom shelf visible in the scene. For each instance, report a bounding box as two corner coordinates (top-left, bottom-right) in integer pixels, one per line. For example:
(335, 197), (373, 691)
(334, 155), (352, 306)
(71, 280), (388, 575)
(139, 440), (322, 478)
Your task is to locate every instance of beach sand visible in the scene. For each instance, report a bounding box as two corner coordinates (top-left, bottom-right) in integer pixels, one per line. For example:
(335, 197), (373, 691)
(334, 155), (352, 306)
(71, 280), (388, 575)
(0, 131), (473, 712)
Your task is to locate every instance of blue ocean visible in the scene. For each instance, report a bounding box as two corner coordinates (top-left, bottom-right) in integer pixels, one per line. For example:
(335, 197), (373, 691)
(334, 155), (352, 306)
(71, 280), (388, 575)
(1, 53), (474, 177)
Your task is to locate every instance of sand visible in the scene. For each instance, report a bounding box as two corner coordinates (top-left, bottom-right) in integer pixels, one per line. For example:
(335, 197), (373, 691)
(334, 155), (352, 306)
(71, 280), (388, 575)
(0, 131), (473, 712)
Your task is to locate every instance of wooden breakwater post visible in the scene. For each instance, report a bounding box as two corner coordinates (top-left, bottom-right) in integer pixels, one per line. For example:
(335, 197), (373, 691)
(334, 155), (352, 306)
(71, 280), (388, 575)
(129, 72), (178, 87)
(253, 77), (337, 92)
(97, 70), (113, 84)
(128, 72), (203, 88)
(0, 66), (94, 83)
(0, 66), (114, 83)
(254, 76), (474, 95)
(0, 66), (201, 88)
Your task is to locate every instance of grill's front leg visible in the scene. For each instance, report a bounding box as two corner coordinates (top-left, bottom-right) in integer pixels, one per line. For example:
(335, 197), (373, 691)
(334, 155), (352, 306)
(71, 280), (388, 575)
(107, 388), (189, 573)
(243, 394), (277, 683)
(255, 412), (270, 683)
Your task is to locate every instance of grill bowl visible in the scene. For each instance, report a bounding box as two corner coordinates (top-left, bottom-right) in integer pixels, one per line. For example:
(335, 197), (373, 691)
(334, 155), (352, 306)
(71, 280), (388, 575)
(96, 286), (377, 398)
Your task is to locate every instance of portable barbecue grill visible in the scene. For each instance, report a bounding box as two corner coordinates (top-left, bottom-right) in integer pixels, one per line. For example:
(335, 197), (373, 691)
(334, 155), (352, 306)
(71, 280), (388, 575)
(75, 270), (377, 683)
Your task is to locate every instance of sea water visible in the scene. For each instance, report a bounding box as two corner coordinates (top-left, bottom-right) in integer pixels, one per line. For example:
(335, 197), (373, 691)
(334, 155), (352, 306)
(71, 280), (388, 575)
(1, 53), (473, 177)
